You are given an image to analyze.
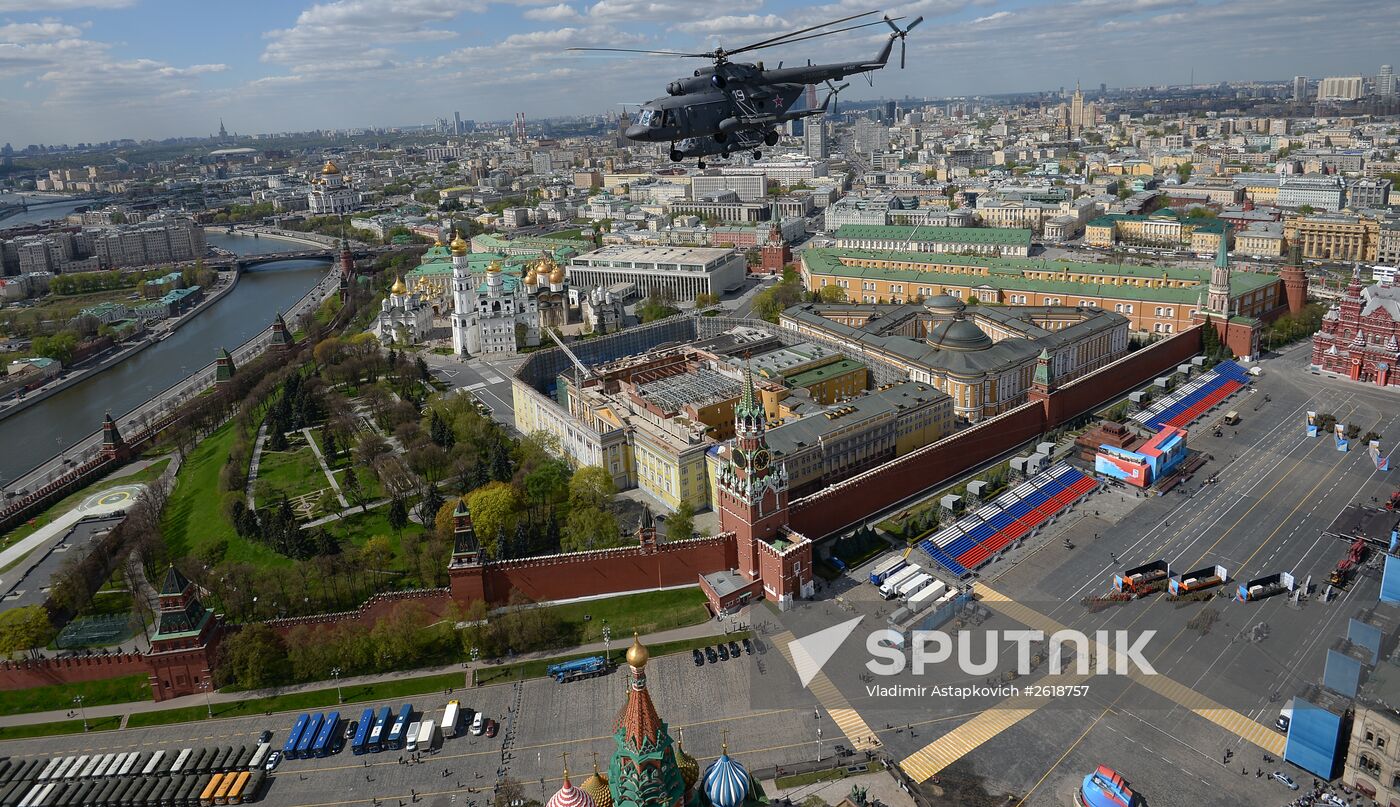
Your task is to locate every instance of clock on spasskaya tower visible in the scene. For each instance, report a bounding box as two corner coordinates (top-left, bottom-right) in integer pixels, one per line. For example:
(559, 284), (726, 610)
(717, 360), (792, 582)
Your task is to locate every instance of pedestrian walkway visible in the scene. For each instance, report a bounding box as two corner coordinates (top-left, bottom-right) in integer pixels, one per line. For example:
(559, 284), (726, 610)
(0, 483), (144, 573)
(302, 427), (348, 508)
(0, 613), (745, 729)
(768, 628), (879, 753)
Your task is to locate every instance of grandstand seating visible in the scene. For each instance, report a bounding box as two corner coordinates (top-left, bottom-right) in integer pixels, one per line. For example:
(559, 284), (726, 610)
(1133, 360), (1250, 431)
(917, 463), (1099, 577)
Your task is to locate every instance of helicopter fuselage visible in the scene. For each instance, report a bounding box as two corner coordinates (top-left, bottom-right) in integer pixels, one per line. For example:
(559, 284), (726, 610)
(624, 42), (891, 144)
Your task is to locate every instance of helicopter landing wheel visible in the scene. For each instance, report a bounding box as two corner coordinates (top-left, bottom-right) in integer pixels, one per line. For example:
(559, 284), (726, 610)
(753, 150), (762, 159)
(764, 129), (779, 146)
(714, 131), (727, 143)
(669, 149), (682, 163)
(697, 160), (706, 169)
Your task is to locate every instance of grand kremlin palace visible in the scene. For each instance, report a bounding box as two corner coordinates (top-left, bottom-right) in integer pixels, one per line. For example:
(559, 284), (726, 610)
(799, 248), (1288, 337)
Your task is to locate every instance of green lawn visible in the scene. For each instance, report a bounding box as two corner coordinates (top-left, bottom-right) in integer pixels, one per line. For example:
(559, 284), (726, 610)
(775, 762), (876, 789)
(162, 421), (290, 568)
(474, 631), (750, 686)
(0, 674), (151, 717)
(0, 457), (171, 564)
(127, 672), (466, 728)
(306, 428), (350, 470)
(323, 505), (402, 549)
(0, 715), (121, 740)
(80, 590), (135, 618)
(332, 467), (385, 503)
(542, 589), (710, 645)
(257, 444), (329, 502)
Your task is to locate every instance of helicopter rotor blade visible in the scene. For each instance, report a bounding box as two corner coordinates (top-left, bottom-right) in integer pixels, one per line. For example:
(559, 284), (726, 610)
(566, 46), (708, 57)
(724, 10), (881, 56)
(906, 15), (923, 31)
(731, 16), (903, 56)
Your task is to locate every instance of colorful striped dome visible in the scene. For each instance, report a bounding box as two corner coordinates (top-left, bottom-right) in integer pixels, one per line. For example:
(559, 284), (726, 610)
(676, 743), (700, 791)
(547, 771), (597, 807)
(703, 751), (749, 807)
(581, 765), (612, 807)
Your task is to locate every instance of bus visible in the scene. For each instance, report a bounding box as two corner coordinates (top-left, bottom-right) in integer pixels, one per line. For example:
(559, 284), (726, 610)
(120, 753), (144, 778)
(169, 750), (193, 777)
(90, 754), (117, 779)
(351, 708), (375, 755)
(211, 774), (235, 806)
(177, 775), (203, 807)
(283, 714), (311, 758)
(247, 744), (270, 772)
(187, 749), (208, 776)
(199, 774), (224, 807)
(386, 705), (413, 751)
(310, 712), (340, 758)
(295, 714), (324, 759)
(367, 707), (391, 753)
(231, 746), (252, 772)
(868, 555), (908, 585)
(241, 771), (265, 804)
(220, 772), (250, 805)
(442, 701), (460, 739)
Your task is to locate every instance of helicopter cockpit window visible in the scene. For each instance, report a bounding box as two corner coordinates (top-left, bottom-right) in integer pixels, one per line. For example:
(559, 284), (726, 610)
(637, 109), (657, 127)
(661, 110), (675, 127)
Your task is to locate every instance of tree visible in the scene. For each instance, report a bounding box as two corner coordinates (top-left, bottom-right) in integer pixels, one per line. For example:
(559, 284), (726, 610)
(562, 506), (622, 552)
(1298, 204), (1316, 215)
(1176, 162), (1193, 182)
(30, 331), (79, 366)
(638, 289), (679, 323)
(694, 292), (721, 308)
(666, 500), (696, 542)
(217, 623), (289, 689)
(817, 285), (848, 303)
(364, 535), (394, 571)
(466, 482), (522, 556)
(387, 496), (409, 537)
(0, 606), (53, 656)
(568, 466), (615, 511)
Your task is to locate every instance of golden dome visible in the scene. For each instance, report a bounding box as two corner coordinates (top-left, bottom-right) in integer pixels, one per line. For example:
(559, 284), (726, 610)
(676, 739), (699, 790)
(321, 160), (340, 175)
(391, 275), (407, 295)
(549, 266), (566, 285)
(525, 268), (539, 286)
(625, 632), (649, 668)
(487, 260), (503, 273)
(581, 764), (612, 807)
(450, 231), (469, 255)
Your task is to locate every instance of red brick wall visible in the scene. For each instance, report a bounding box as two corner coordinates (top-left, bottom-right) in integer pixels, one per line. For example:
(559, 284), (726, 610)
(789, 328), (1206, 539)
(264, 589), (453, 636)
(451, 535), (736, 607)
(147, 649), (213, 702)
(0, 653), (147, 691)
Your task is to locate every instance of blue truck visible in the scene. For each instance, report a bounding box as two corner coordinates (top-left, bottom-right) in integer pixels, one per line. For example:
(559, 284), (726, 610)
(546, 655), (608, 683)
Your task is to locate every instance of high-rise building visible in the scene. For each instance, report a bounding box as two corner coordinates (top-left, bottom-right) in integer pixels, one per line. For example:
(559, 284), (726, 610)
(1069, 82), (1086, 133)
(1318, 76), (1363, 101)
(454, 111), (463, 135)
(804, 120), (828, 159)
(1293, 76), (1308, 102)
(883, 100), (896, 121)
(1379, 65), (1396, 97)
(851, 119), (888, 155)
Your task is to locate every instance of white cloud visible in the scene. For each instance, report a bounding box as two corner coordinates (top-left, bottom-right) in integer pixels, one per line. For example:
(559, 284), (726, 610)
(0, 38), (101, 70)
(971, 10), (1010, 23)
(672, 14), (790, 36)
(262, 0), (481, 68)
(524, 3), (583, 20)
(38, 58), (227, 106)
(586, 0), (748, 21)
(0, 21), (84, 43)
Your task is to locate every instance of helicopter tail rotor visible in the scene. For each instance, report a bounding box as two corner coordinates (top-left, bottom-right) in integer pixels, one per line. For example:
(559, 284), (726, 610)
(883, 14), (922, 69)
(823, 80), (850, 114)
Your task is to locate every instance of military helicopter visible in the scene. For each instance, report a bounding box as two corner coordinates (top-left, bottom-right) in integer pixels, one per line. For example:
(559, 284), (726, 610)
(669, 81), (849, 167)
(570, 10), (920, 163)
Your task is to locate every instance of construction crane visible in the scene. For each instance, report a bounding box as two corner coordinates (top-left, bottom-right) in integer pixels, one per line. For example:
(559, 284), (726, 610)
(546, 328), (595, 388)
(1329, 537), (1368, 588)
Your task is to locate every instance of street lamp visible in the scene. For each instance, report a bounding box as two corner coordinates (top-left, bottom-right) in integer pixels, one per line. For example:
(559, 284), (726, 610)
(602, 621), (611, 665)
(73, 695), (88, 732)
(201, 681), (214, 719)
(332, 667), (343, 703)
(816, 726), (822, 762)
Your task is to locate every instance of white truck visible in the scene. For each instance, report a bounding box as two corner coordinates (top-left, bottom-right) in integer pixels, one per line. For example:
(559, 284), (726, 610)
(879, 564), (923, 599)
(896, 572), (933, 600)
(905, 580), (947, 611)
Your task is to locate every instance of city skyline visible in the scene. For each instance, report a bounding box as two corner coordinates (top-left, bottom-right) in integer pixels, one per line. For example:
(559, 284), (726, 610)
(0, 0), (1398, 144)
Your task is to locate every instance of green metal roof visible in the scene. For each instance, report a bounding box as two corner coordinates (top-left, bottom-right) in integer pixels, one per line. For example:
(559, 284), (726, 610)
(834, 224), (1033, 246)
(783, 359), (866, 389)
(1086, 212), (1227, 233)
(802, 248), (1278, 304)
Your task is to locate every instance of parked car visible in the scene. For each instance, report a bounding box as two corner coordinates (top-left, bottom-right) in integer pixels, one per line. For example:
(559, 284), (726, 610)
(462, 706), (477, 726)
(265, 751), (282, 772)
(752, 638), (766, 654)
(345, 721), (357, 740)
(1271, 772), (1298, 790)
(717, 643), (730, 661)
(485, 718), (499, 738)
(728, 641), (741, 658)
(471, 712), (486, 736)
(742, 638), (754, 655)
(692, 649), (705, 666)
(705, 646), (718, 663)
(258, 730), (273, 744)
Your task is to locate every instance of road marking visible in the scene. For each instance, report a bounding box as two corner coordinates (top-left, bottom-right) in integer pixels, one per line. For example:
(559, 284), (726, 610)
(769, 629), (879, 751)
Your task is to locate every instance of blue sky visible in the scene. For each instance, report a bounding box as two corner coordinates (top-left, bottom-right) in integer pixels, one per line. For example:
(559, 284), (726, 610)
(1, 0), (1397, 144)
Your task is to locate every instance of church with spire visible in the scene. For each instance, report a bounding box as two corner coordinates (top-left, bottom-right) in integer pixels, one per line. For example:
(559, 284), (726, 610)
(1310, 264), (1400, 387)
(550, 634), (767, 807)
